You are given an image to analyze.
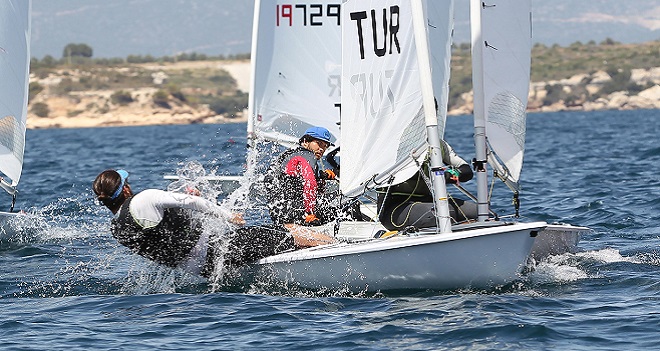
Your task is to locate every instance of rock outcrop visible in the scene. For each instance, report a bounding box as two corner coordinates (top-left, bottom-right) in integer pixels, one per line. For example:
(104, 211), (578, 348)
(449, 67), (660, 115)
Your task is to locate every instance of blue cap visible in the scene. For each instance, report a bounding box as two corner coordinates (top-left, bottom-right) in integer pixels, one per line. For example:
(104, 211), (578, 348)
(110, 169), (129, 200)
(304, 126), (334, 145)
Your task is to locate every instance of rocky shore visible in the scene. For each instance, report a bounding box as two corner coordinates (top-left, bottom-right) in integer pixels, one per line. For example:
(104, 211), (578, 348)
(26, 61), (659, 130)
(449, 67), (660, 115)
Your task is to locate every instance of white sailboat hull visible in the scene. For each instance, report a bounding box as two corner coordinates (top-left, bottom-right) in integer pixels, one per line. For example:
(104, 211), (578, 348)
(331, 218), (585, 262)
(238, 222), (546, 292)
(531, 224), (589, 261)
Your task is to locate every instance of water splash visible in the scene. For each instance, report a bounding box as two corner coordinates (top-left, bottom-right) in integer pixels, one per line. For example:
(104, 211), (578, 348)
(164, 157), (272, 291)
(118, 261), (207, 295)
(1, 193), (108, 247)
(527, 258), (589, 285)
(167, 160), (221, 201)
(524, 247), (645, 287)
(575, 247), (641, 264)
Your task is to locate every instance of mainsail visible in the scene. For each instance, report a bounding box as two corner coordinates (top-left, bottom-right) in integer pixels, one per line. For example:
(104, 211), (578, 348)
(248, 0), (343, 147)
(340, 0), (454, 198)
(471, 0), (532, 193)
(0, 0), (31, 196)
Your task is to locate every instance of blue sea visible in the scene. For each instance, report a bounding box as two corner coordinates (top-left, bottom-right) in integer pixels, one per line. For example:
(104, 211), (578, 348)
(1, 109), (659, 350)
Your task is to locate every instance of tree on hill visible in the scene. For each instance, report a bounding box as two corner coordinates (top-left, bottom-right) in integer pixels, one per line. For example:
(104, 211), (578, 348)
(62, 43), (93, 59)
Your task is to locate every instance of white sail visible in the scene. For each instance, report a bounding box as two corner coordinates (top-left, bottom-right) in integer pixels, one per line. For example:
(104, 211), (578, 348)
(0, 0), (31, 194)
(471, 0), (532, 192)
(340, 0), (453, 198)
(248, 0), (342, 147)
(427, 0), (455, 138)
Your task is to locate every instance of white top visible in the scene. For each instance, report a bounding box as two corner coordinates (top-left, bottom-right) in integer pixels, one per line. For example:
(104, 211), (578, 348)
(124, 189), (231, 229)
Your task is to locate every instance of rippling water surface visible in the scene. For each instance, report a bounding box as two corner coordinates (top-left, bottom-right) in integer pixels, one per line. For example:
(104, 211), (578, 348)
(1, 109), (659, 350)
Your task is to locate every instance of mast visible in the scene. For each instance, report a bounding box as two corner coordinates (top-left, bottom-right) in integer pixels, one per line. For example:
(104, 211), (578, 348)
(246, 0), (262, 149)
(470, 0), (490, 222)
(411, 0), (451, 233)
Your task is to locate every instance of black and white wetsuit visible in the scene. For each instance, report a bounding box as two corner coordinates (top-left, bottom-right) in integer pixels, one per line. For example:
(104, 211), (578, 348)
(111, 189), (295, 277)
(111, 189), (228, 274)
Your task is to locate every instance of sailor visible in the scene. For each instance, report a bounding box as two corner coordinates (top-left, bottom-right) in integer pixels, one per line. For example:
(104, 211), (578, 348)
(376, 140), (478, 231)
(264, 126), (340, 228)
(93, 169), (333, 278)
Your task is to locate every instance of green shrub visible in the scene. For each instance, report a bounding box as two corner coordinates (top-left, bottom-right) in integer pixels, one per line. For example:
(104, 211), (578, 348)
(53, 77), (79, 94)
(31, 102), (49, 117)
(543, 84), (568, 105)
(111, 90), (134, 105)
(63, 43), (93, 58)
(208, 92), (248, 115)
(600, 68), (632, 95)
(166, 84), (186, 102)
(28, 82), (44, 102)
(153, 90), (171, 108)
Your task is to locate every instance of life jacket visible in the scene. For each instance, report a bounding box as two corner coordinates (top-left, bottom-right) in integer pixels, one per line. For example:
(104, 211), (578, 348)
(111, 196), (204, 267)
(264, 147), (323, 225)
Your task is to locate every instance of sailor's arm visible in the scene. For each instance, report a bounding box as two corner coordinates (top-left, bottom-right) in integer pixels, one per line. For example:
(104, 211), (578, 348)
(153, 189), (245, 225)
(442, 141), (474, 184)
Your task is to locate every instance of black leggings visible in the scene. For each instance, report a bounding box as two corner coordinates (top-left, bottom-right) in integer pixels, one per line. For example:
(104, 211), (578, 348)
(201, 225), (296, 277)
(377, 196), (478, 231)
(223, 225), (296, 267)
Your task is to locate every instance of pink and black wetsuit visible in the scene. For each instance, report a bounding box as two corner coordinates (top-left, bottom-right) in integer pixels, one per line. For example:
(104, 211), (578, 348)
(266, 147), (328, 225)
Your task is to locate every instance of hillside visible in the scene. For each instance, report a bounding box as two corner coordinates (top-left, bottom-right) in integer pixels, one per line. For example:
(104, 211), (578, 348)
(27, 60), (251, 129)
(32, 0), (660, 59)
(26, 41), (660, 129)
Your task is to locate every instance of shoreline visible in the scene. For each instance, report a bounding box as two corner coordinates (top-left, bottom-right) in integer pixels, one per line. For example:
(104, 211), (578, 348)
(26, 60), (660, 130)
(27, 105), (660, 131)
(27, 111), (248, 130)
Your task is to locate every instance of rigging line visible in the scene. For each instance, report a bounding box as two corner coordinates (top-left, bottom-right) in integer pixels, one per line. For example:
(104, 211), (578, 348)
(390, 171), (425, 228)
(415, 151), (433, 191)
(452, 183), (498, 219)
(488, 171), (496, 205)
(452, 183), (478, 203)
(448, 196), (465, 225)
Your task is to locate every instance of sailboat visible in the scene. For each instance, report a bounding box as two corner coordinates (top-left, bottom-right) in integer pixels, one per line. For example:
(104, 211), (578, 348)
(468, 0), (588, 260)
(0, 0), (31, 238)
(227, 0), (589, 293)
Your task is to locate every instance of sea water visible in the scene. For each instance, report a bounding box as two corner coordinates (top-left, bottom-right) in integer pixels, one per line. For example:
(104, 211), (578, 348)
(1, 109), (658, 350)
